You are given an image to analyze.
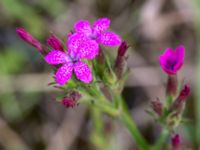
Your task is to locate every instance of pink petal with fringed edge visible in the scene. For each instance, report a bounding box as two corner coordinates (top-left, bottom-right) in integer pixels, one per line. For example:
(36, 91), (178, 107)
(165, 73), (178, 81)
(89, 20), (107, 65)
(55, 63), (73, 85)
(175, 45), (185, 70)
(98, 32), (121, 46)
(74, 61), (93, 83)
(67, 33), (85, 58)
(79, 39), (99, 59)
(45, 50), (68, 64)
(74, 20), (92, 36)
(93, 18), (110, 34)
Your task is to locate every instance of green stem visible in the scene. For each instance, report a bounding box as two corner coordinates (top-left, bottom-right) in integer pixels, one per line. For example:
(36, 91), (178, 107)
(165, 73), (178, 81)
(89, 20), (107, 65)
(90, 108), (111, 150)
(119, 97), (150, 150)
(152, 128), (170, 150)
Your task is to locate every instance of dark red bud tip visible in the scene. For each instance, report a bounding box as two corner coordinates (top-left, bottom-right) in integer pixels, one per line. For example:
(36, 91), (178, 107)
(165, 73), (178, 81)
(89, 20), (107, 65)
(16, 27), (43, 51)
(62, 97), (76, 108)
(180, 84), (190, 99)
(118, 41), (129, 57)
(47, 35), (63, 50)
(171, 134), (181, 150)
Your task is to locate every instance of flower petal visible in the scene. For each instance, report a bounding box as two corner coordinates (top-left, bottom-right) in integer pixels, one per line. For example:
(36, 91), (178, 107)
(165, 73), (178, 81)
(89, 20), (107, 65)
(45, 50), (67, 64)
(74, 20), (92, 36)
(159, 55), (176, 74)
(55, 63), (73, 85)
(74, 61), (93, 83)
(93, 18), (110, 34)
(174, 45), (185, 70)
(67, 33), (85, 58)
(98, 32), (121, 46)
(79, 39), (99, 59)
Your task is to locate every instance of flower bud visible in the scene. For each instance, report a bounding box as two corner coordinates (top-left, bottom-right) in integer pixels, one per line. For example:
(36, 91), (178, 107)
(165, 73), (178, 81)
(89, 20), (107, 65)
(171, 84), (190, 111)
(114, 41), (129, 79)
(47, 35), (63, 51)
(62, 97), (76, 108)
(16, 27), (43, 52)
(62, 91), (81, 108)
(151, 98), (163, 116)
(118, 41), (129, 57)
(171, 134), (181, 150)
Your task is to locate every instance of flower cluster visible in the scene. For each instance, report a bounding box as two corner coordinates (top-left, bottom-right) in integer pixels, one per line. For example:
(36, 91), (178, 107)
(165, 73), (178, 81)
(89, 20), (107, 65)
(149, 45), (190, 149)
(17, 18), (121, 86)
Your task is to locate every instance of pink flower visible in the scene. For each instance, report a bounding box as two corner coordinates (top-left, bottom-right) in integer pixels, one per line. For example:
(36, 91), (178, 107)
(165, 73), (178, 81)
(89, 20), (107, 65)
(16, 27), (43, 52)
(45, 33), (97, 85)
(74, 18), (121, 49)
(47, 35), (63, 51)
(159, 45), (185, 75)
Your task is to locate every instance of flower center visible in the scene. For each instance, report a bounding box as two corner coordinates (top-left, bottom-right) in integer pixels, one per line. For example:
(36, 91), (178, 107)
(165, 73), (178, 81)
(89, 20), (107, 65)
(89, 33), (97, 40)
(166, 59), (177, 70)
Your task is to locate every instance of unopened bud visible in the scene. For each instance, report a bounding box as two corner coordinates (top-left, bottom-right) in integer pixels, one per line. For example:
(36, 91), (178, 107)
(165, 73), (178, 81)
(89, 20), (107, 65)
(171, 84), (190, 111)
(114, 41), (129, 79)
(171, 134), (181, 150)
(62, 91), (81, 108)
(16, 27), (43, 52)
(118, 41), (129, 57)
(47, 35), (63, 51)
(151, 98), (163, 116)
(62, 97), (76, 108)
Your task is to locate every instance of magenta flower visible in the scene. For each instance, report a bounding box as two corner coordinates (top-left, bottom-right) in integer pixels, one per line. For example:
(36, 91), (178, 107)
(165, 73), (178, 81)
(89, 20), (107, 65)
(74, 18), (121, 48)
(45, 33), (98, 85)
(159, 45), (185, 75)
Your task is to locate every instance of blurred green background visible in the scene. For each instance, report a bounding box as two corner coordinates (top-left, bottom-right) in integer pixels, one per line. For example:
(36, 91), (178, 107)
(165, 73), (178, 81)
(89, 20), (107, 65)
(0, 0), (200, 149)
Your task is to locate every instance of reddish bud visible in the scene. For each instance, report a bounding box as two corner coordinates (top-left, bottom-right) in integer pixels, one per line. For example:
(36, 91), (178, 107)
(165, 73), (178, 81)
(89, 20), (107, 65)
(62, 91), (81, 108)
(16, 27), (43, 52)
(151, 98), (163, 116)
(179, 84), (190, 101)
(114, 41), (129, 79)
(62, 97), (76, 108)
(118, 41), (129, 57)
(47, 35), (63, 51)
(171, 134), (181, 150)
(171, 84), (190, 110)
